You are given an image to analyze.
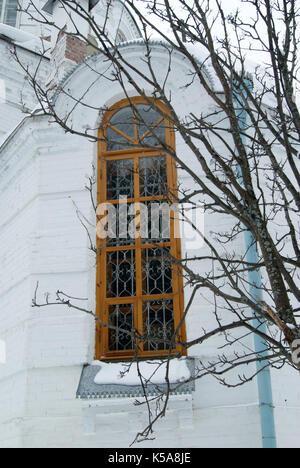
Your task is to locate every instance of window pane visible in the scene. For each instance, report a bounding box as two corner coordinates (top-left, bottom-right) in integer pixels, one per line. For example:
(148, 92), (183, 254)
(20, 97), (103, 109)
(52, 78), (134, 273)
(107, 250), (136, 298)
(142, 120), (166, 147)
(106, 107), (135, 150)
(142, 248), (173, 295)
(143, 300), (175, 351)
(140, 156), (167, 197)
(107, 159), (134, 200)
(110, 106), (135, 137)
(106, 106), (135, 151)
(108, 303), (135, 351)
(4, 0), (18, 26)
(106, 127), (132, 151)
(136, 104), (166, 145)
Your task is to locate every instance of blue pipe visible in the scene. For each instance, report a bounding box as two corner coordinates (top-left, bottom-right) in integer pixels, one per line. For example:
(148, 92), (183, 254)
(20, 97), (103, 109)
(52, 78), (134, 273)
(244, 231), (277, 448)
(235, 78), (277, 448)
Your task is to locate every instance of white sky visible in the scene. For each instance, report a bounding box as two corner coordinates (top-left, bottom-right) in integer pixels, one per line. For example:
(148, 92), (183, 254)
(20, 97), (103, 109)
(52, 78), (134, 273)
(129, 0), (299, 101)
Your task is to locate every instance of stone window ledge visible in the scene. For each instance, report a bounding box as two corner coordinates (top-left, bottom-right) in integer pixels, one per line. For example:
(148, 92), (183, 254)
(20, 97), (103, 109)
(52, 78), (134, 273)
(76, 358), (195, 400)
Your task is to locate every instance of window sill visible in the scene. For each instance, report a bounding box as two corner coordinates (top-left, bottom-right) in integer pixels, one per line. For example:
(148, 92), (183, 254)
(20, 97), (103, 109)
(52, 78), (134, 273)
(76, 358), (195, 400)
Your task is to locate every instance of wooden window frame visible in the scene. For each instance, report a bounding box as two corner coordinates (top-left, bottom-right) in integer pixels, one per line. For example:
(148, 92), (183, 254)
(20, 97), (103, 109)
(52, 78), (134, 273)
(95, 97), (186, 361)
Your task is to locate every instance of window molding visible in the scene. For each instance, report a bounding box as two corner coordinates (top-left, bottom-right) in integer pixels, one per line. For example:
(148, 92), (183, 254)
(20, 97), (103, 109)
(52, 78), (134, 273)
(96, 97), (186, 361)
(0, 0), (19, 27)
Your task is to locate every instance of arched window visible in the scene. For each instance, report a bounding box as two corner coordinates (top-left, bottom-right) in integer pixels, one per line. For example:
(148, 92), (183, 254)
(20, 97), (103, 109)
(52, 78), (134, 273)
(0, 0), (18, 27)
(96, 97), (186, 360)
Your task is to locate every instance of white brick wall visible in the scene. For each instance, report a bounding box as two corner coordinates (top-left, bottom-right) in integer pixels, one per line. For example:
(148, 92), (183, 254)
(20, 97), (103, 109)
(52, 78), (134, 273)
(18, 0), (52, 38)
(0, 38), (49, 139)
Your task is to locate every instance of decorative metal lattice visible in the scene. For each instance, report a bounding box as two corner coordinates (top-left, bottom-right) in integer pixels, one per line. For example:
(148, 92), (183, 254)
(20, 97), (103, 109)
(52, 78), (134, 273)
(106, 203), (135, 247)
(140, 156), (167, 197)
(107, 159), (134, 200)
(143, 300), (175, 351)
(142, 248), (173, 295)
(106, 250), (136, 298)
(141, 201), (171, 244)
(108, 303), (135, 351)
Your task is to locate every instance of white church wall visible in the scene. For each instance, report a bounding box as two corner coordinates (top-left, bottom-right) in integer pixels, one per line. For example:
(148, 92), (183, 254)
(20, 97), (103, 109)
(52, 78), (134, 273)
(0, 118), (94, 447)
(49, 0), (141, 51)
(245, 111), (300, 448)
(0, 33), (298, 448)
(271, 366), (300, 448)
(19, 0), (52, 38)
(0, 38), (49, 139)
(0, 121), (40, 446)
(8, 46), (262, 447)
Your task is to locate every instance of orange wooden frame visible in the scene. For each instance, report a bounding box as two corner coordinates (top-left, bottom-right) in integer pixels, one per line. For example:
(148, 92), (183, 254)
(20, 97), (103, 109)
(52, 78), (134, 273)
(95, 97), (186, 361)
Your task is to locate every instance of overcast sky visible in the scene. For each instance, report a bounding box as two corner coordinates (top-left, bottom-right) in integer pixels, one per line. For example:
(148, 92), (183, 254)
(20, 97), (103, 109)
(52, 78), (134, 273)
(129, 0), (299, 101)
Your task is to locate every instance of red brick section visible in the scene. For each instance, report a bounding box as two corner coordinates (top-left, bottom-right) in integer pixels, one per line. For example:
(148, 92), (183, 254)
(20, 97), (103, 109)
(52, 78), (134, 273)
(64, 36), (87, 64)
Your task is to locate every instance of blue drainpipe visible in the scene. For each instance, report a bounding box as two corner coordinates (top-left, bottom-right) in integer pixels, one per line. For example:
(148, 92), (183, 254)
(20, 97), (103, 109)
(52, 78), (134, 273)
(235, 78), (277, 448)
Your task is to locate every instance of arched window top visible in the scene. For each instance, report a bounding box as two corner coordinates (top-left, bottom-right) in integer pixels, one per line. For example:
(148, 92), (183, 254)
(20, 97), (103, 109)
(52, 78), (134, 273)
(102, 99), (167, 152)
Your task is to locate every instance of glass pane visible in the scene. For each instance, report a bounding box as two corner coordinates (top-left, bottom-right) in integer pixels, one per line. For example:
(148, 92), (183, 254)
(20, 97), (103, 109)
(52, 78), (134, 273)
(106, 106), (135, 151)
(108, 303), (135, 351)
(106, 127), (132, 151)
(142, 120), (166, 147)
(140, 156), (167, 197)
(142, 248), (173, 295)
(143, 300), (175, 351)
(107, 159), (134, 200)
(135, 104), (166, 145)
(110, 107), (135, 137)
(4, 0), (18, 26)
(106, 250), (136, 298)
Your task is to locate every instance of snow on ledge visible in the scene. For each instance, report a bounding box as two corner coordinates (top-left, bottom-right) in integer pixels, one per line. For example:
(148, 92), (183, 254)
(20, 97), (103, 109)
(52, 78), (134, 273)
(0, 23), (38, 43)
(0, 23), (47, 54)
(91, 359), (191, 386)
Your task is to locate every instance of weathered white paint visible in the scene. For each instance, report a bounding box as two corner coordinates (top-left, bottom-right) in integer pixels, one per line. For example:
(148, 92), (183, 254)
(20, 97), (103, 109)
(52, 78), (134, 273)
(0, 339), (5, 364)
(0, 79), (5, 105)
(0, 38), (49, 139)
